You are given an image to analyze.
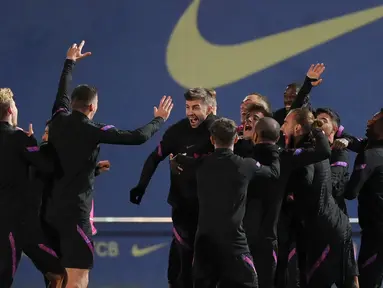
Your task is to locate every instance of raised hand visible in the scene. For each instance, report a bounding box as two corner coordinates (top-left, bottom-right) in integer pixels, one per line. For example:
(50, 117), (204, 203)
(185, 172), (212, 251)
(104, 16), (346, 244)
(154, 96), (173, 121)
(96, 160), (111, 173)
(66, 40), (92, 61)
(16, 123), (34, 137)
(307, 63), (325, 86)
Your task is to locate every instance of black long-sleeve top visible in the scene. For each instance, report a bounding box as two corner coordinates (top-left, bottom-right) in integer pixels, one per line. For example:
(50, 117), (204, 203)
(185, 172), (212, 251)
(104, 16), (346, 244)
(134, 113), (218, 211)
(46, 59), (165, 221)
(0, 122), (53, 229)
(344, 140), (383, 231)
(190, 148), (280, 255)
(330, 149), (350, 215)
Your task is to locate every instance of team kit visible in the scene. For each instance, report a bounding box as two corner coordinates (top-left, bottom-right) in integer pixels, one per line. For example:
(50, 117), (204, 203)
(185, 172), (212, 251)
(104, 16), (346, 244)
(0, 41), (382, 288)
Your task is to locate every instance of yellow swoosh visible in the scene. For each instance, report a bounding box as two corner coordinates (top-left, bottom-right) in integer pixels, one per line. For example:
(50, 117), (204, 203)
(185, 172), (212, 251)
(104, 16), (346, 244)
(167, 0), (383, 88)
(131, 243), (168, 257)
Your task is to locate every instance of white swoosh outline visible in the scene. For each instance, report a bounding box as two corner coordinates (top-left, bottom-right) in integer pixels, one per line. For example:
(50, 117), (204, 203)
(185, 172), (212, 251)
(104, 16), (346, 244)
(166, 0), (383, 88)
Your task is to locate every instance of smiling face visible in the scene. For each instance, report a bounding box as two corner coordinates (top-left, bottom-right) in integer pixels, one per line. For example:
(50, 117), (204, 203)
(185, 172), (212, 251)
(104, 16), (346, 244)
(283, 84), (298, 110)
(243, 111), (265, 140)
(186, 99), (211, 128)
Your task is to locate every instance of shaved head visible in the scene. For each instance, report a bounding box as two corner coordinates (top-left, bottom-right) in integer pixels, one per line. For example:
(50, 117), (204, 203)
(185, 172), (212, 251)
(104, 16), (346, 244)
(254, 117), (280, 143)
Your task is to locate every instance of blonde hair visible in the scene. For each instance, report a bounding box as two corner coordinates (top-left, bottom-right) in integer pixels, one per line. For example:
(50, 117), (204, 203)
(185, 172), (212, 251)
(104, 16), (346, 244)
(0, 88), (14, 118)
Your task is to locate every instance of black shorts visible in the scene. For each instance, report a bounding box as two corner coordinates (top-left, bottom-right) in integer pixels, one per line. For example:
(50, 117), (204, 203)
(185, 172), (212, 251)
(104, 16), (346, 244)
(193, 235), (258, 288)
(0, 227), (63, 287)
(45, 218), (94, 270)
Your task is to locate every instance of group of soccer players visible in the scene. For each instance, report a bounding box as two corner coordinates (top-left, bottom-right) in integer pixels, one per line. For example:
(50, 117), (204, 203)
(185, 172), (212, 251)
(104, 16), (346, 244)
(0, 40), (382, 288)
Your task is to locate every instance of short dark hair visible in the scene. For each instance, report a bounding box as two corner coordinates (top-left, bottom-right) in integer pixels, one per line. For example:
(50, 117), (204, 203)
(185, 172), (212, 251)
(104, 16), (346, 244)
(184, 87), (214, 106)
(209, 118), (237, 147)
(248, 92), (272, 113)
(71, 85), (98, 109)
(315, 107), (341, 127)
(245, 103), (272, 118)
(255, 117), (280, 142)
(287, 82), (302, 92)
(289, 107), (315, 133)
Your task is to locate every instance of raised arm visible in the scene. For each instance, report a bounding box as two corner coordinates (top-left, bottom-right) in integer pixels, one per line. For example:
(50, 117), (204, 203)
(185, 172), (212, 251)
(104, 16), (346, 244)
(290, 63), (325, 110)
(52, 41), (91, 116)
(95, 96), (173, 145)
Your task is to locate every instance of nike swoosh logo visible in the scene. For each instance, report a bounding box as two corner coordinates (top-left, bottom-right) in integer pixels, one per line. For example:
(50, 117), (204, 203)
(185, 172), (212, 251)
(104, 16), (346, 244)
(186, 145), (195, 149)
(131, 243), (168, 257)
(167, 1), (383, 88)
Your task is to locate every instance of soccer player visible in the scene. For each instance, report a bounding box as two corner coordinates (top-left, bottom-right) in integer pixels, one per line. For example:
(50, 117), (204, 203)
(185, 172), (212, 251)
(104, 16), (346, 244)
(130, 87), (217, 288)
(243, 116), (282, 288)
(45, 41), (173, 288)
(243, 107), (332, 288)
(175, 117), (280, 288)
(38, 122), (110, 287)
(315, 108), (350, 214)
(344, 109), (383, 288)
(281, 108), (357, 287)
(0, 88), (65, 287)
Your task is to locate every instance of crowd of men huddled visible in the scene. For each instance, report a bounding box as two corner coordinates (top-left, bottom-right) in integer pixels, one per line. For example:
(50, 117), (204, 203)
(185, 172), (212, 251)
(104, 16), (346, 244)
(0, 41), (382, 288)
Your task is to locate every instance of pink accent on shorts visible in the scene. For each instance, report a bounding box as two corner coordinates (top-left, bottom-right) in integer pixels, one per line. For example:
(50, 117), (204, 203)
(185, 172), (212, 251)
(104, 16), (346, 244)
(38, 244), (58, 258)
(361, 253), (377, 269)
(90, 200), (97, 235)
(243, 255), (256, 273)
(288, 247), (296, 262)
(9, 232), (16, 277)
(307, 245), (330, 282)
(76, 225), (94, 254)
(172, 227), (191, 249)
(273, 250), (277, 264)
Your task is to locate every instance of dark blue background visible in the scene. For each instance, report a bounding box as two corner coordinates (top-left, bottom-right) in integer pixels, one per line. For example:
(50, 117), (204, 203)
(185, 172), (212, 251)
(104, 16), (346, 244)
(2, 0), (382, 286)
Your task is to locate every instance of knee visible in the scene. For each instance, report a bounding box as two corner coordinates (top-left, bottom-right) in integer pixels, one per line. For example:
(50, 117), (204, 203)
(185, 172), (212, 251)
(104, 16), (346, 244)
(65, 268), (89, 288)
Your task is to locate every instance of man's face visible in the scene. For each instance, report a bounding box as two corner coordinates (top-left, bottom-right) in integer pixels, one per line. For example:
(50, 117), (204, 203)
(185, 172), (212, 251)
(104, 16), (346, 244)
(186, 99), (210, 128)
(284, 85), (297, 110)
(240, 95), (262, 123)
(243, 111), (264, 140)
(366, 112), (383, 139)
(281, 112), (299, 147)
(42, 126), (49, 142)
(9, 99), (18, 127)
(316, 112), (336, 140)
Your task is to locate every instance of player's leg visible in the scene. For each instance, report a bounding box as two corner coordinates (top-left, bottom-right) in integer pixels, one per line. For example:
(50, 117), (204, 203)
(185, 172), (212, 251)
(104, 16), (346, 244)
(358, 230), (383, 288)
(51, 220), (94, 288)
(219, 252), (258, 288)
(0, 231), (22, 288)
(172, 208), (197, 288)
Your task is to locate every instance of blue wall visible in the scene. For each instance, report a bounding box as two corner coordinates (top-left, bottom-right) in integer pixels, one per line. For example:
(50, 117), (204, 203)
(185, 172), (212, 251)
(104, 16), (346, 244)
(2, 0), (383, 286)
